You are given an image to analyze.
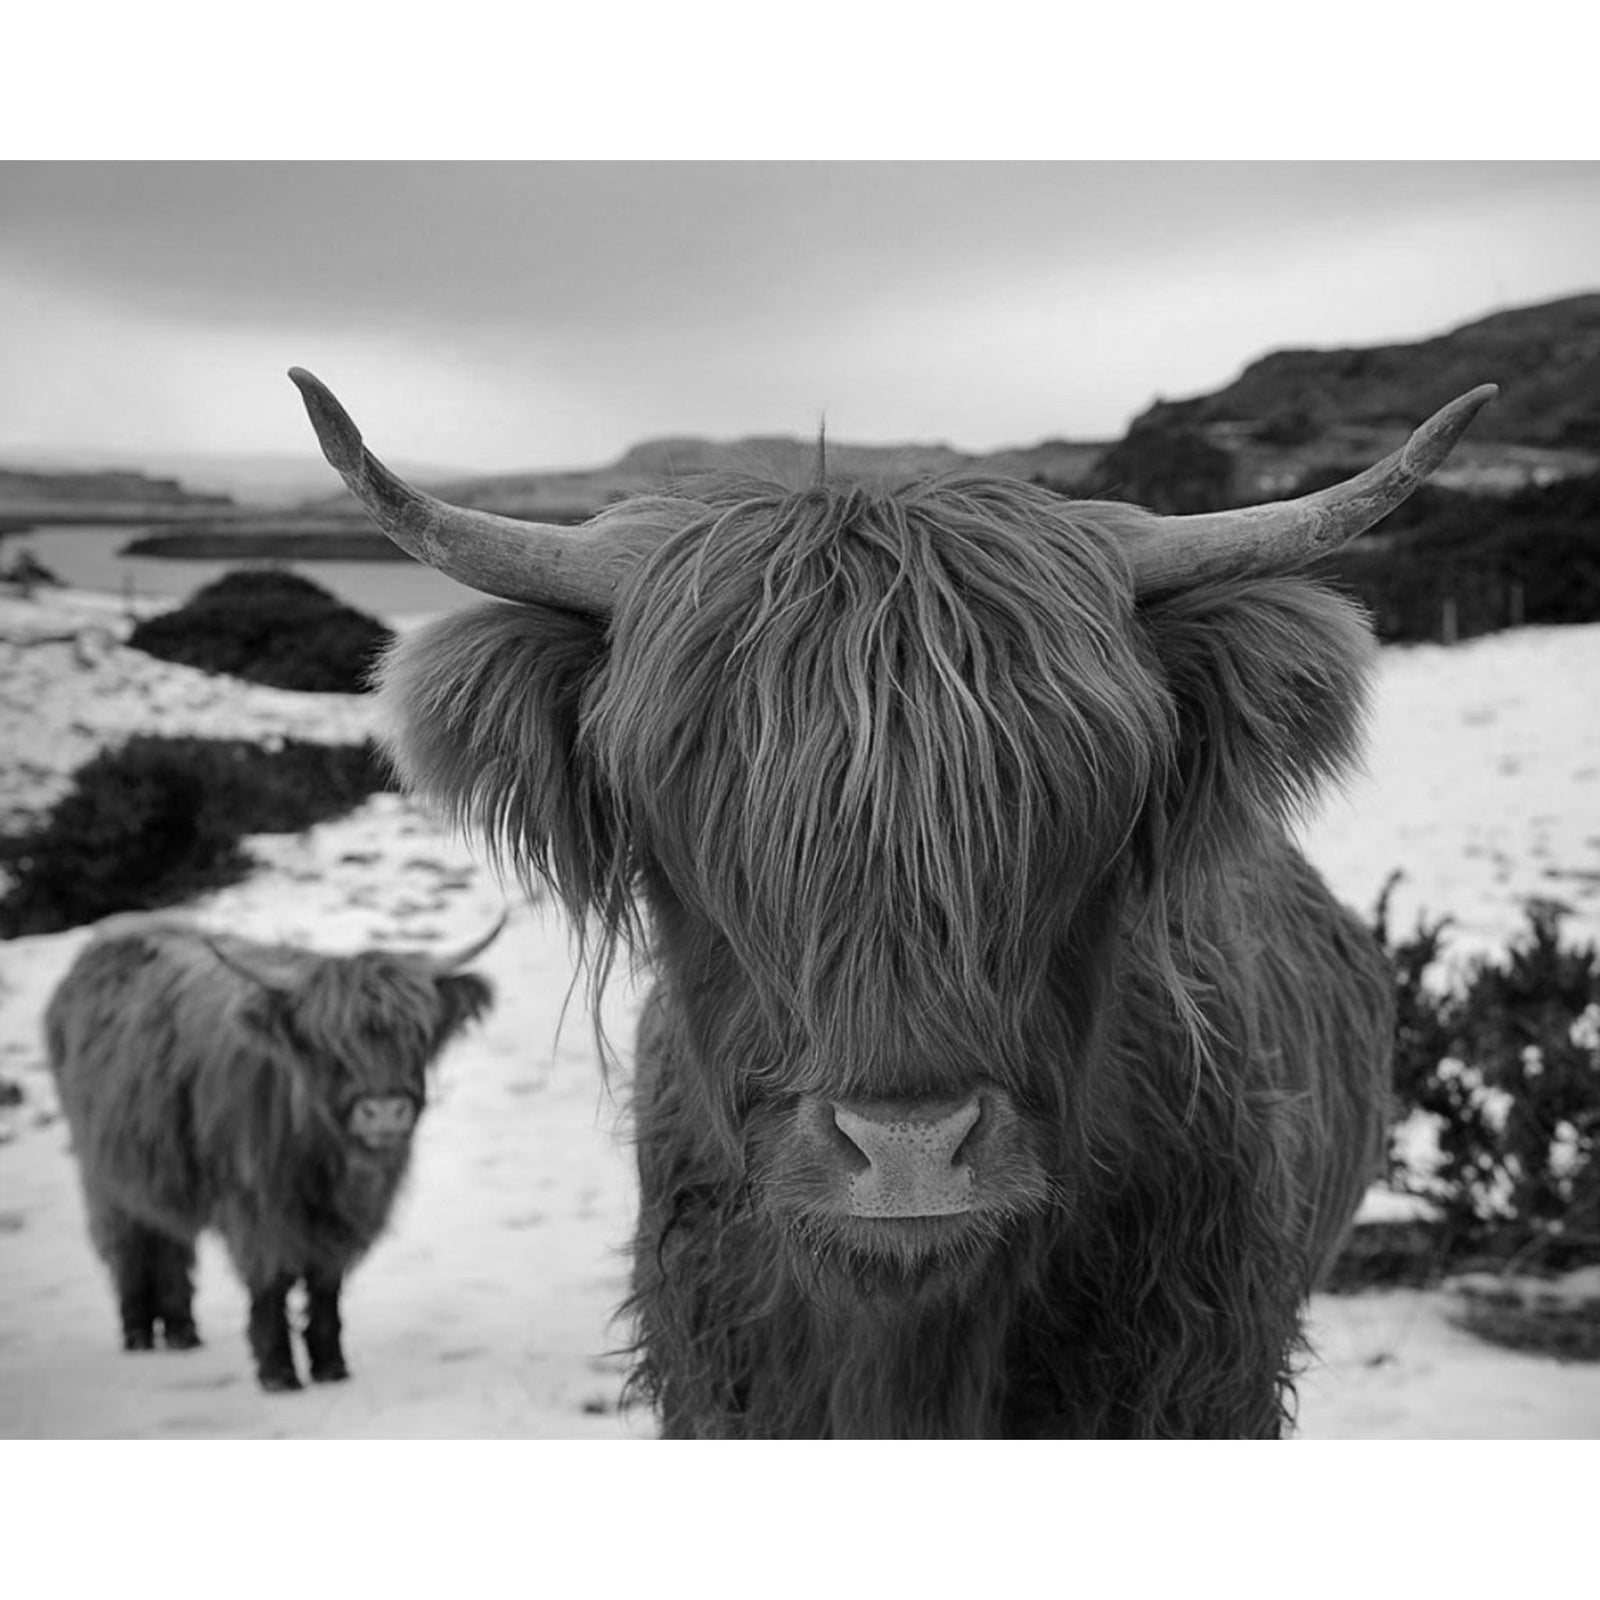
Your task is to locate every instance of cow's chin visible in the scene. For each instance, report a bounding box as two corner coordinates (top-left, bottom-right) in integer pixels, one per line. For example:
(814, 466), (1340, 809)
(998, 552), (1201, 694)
(778, 1210), (1011, 1307)
(350, 1131), (413, 1157)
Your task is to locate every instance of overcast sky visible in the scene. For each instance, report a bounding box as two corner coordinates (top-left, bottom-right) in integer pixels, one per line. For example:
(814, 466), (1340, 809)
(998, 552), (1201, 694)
(2, 161), (1597, 473)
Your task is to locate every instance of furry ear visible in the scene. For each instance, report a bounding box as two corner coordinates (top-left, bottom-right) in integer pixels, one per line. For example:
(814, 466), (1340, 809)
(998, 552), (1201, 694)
(431, 971), (495, 1050)
(1139, 578), (1378, 871)
(374, 601), (618, 921)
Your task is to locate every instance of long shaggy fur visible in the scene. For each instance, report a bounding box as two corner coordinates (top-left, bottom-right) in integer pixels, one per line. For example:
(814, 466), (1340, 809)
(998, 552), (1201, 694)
(46, 915), (492, 1373)
(378, 471), (1394, 1438)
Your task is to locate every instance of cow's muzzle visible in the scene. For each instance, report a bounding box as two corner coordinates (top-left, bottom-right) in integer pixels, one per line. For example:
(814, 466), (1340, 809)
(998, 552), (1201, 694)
(795, 1091), (1027, 1220)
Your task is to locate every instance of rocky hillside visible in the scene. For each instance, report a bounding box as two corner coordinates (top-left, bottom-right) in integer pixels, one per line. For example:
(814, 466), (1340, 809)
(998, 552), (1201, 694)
(1127, 294), (1600, 498)
(1140, 295), (1600, 446)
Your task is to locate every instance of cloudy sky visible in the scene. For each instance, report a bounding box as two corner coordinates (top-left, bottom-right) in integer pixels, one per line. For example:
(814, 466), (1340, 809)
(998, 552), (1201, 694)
(2, 161), (1597, 474)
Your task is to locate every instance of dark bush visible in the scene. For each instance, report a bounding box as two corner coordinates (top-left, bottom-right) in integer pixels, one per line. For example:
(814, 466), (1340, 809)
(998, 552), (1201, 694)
(0, 735), (395, 936)
(1040, 451), (1600, 642)
(1372, 877), (1600, 1276)
(1311, 471), (1600, 643)
(127, 568), (393, 693)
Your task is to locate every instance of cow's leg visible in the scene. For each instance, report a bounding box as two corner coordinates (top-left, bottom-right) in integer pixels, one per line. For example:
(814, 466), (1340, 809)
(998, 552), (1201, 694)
(88, 1202), (159, 1352)
(303, 1267), (349, 1384)
(151, 1233), (202, 1350)
(246, 1275), (301, 1392)
(111, 1233), (158, 1352)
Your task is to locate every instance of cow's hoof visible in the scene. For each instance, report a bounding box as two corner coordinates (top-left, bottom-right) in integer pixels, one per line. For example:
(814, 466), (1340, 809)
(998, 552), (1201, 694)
(310, 1361), (350, 1384)
(163, 1323), (203, 1351)
(257, 1367), (303, 1393)
(122, 1329), (155, 1352)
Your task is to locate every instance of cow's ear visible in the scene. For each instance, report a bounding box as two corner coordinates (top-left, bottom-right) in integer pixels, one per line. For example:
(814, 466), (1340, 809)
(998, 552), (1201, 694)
(375, 601), (619, 915)
(1138, 577), (1377, 868)
(432, 971), (494, 1048)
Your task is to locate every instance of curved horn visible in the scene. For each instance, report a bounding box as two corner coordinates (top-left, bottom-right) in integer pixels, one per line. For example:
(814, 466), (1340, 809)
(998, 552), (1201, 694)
(288, 368), (655, 615)
(1123, 384), (1498, 597)
(198, 935), (299, 998)
(432, 911), (510, 973)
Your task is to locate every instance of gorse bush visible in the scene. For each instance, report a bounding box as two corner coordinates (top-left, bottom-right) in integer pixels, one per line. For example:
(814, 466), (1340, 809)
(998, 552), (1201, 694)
(127, 568), (394, 693)
(1373, 876), (1600, 1275)
(0, 735), (395, 935)
(1312, 471), (1600, 644)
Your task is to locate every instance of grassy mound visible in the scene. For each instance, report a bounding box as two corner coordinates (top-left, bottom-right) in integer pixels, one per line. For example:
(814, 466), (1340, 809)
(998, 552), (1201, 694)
(0, 735), (395, 935)
(126, 568), (393, 693)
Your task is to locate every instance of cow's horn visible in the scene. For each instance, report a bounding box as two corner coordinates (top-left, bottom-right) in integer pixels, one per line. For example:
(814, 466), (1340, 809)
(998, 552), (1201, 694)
(1123, 384), (1498, 597)
(200, 936), (298, 997)
(434, 911), (510, 972)
(288, 368), (654, 616)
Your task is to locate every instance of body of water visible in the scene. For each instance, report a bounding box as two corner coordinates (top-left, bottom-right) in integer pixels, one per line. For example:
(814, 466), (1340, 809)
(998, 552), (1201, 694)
(5, 526), (472, 622)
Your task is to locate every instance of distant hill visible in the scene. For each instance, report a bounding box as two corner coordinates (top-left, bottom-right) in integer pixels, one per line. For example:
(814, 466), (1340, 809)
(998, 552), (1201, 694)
(0, 451), (459, 509)
(1139, 294), (1600, 446)
(0, 466), (232, 526)
(1125, 293), (1600, 499)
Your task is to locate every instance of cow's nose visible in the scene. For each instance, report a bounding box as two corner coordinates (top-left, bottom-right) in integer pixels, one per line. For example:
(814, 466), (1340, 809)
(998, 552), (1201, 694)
(830, 1095), (982, 1218)
(350, 1096), (417, 1143)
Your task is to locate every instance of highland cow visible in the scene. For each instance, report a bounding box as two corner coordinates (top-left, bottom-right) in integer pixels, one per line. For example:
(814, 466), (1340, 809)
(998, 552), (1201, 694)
(291, 367), (1497, 1437)
(46, 912), (500, 1391)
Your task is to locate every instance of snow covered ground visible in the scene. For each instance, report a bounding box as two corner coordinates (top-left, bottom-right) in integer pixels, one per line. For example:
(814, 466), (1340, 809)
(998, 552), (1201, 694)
(1299, 625), (1600, 974)
(2, 588), (1598, 1439)
(0, 589), (377, 836)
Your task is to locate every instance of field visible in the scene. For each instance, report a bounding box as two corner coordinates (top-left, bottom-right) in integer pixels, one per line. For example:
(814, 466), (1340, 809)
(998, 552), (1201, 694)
(2, 586), (1598, 1438)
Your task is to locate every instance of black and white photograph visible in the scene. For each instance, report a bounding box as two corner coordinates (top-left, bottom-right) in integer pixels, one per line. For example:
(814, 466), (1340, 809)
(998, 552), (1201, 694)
(3, 156), (1599, 1456)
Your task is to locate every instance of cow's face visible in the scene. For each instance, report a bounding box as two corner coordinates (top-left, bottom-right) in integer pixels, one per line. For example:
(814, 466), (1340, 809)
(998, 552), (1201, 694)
(584, 481), (1180, 1296)
(268, 953), (495, 1156)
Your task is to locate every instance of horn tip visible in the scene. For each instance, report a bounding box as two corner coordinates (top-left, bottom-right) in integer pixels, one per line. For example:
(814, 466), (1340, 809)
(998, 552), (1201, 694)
(1438, 382), (1499, 434)
(288, 366), (365, 476)
(1406, 382), (1500, 473)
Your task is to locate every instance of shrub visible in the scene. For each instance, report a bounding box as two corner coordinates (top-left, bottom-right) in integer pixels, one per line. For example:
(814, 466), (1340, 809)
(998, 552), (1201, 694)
(1373, 877), (1600, 1276)
(127, 568), (393, 693)
(0, 735), (395, 936)
(1311, 471), (1600, 643)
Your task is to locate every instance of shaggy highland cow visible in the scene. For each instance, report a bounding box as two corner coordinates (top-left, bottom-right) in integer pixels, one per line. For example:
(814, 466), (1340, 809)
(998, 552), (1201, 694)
(46, 912), (500, 1391)
(291, 367), (1496, 1437)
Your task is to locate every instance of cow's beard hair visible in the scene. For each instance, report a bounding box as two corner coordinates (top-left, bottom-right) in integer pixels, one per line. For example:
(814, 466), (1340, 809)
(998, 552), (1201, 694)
(771, 1244), (1036, 1440)
(625, 1164), (1307, 1440)
(626, 1169), (1056, 1439)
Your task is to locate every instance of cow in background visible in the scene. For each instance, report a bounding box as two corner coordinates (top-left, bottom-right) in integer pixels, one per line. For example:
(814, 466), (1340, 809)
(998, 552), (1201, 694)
(46, 912), (501, 1391)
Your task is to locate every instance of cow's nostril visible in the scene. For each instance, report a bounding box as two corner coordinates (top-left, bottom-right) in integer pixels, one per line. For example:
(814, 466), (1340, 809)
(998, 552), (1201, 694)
(832, 1097), (980, 1166)
(830, 1096), (982, 1218)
